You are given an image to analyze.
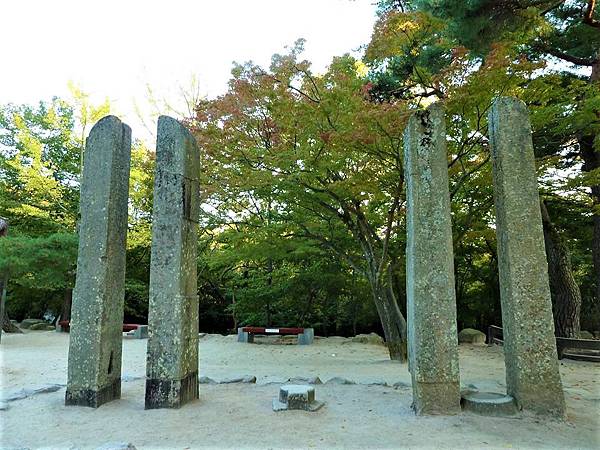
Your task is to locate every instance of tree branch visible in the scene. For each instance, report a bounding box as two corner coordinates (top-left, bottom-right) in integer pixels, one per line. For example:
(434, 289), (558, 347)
(584, 0), (600, 28)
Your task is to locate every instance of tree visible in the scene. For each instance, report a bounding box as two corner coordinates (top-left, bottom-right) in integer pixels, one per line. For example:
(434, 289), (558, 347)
(194, 42), (410, 360)
(369, 1), (597, 335)
(0, 217), (21, 337)
(381, 0), (599, 316)
(0, 99), (82, 234)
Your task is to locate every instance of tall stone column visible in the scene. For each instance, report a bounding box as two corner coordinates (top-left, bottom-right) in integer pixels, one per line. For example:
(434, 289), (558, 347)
(404, 103), (461, 415)
(145, 116), (200, 409)
(489, 97), (566, 417)
(66, 116), (131, 407)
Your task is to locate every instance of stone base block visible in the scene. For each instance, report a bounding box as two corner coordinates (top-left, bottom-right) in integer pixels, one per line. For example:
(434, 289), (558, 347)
(412, 381), (461, 415)
(272, 384), (324, 412)
(461, 392), (518, 416)
(145, 371), (198, 409)
(130, 325), (148, 339)
(65, 378), (121, 408)
(237, 327), (254, 343)
(297, 328), (314, 345)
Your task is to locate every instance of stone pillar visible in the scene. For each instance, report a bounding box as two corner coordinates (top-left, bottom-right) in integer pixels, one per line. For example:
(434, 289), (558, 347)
(488, 97), (566, 417)
(145, 116), (200, 409)
(404, 103), (461, 415)
(65, 116), (131, 407)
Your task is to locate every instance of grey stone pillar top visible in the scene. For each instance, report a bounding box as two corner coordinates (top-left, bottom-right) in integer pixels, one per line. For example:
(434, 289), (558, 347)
(156, 116), (200, 182)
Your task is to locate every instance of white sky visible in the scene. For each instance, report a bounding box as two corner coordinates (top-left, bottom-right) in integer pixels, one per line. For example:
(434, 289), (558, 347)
(1, 0), (377, 140)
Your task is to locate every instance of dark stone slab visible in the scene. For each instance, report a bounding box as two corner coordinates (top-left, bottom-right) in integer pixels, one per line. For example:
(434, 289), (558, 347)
(145, 371), (198, 409)
(65, 377), (121, 408)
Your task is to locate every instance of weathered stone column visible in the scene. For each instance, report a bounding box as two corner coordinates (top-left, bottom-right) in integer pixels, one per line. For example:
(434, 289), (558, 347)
(404, 103), (461, 415)
(66, 116), (131, 407)
(489, 97), (566, 417)
(145, 116), (200, 409)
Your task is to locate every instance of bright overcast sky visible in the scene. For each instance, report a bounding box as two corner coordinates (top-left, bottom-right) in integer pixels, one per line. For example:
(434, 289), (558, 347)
(1, 0), (377, 138)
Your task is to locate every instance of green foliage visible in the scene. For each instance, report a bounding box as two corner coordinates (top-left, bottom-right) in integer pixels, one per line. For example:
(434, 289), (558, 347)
(0, 99), (81, 234)
(1, 0), (597, 335)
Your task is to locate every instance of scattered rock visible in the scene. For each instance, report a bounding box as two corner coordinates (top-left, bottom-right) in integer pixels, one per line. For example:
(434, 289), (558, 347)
(325, 377), (355, 385)
(219, 375), (256, 384)
(392, 381), (411, 390)
(96, 443), (137, 450)
(458, 328), (486, 345)
(287, 376), (322, 385)
(121, 374), (145, 382)
(579, 330), (594, 340)
(29, 322), (54, 331)
(351, 333), (384, 345)
(0, 401), (9, 411)
(363, 380), (388, 386)
(198, 376), (217, 384)
(18, 318), (46, 329)
(2, 384), (64, 402)
(198, 332), (207, 338)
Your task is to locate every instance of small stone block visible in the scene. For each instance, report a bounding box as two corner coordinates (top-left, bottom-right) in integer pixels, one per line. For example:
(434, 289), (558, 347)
(132, 325), (148, 339)
(297, 328), (314, 345)
(273, 384), (324, 412)
(237, 327), (254, 343)
(461, 392), (518, 417)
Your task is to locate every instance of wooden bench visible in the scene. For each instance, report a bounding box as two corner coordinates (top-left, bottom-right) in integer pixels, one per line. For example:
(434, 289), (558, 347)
(237, 327), (314, 345)
(556, 337), (600, 362)
(59, 320), (148, 339)
(487, 325), (600, 363)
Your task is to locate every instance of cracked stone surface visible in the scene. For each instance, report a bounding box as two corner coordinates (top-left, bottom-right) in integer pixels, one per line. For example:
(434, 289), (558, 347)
(489, 97), (566, 418)
(404, 103), (461, 415)
(65, 116), (131, 408)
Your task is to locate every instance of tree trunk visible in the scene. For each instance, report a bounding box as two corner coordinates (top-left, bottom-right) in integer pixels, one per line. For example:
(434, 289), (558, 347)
(0, 218), (21, 340)
(541, 201), (582, 337)
(61, 288), (73, 323)
(580, 133), (600, 305)
(585, 54), (600, 303)
(370, 275), (407, 362)
(0, 277), (22, 337)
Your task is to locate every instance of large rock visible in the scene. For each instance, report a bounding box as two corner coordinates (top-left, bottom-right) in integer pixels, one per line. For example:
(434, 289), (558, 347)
(29, 322), (55, 331)
(458, 328), (486, 345)
(351, 332), (384, 345)
(19, 318), (45, 329)
(579, 331), (594, 340)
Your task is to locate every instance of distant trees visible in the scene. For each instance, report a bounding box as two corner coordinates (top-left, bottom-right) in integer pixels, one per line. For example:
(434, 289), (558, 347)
(0, 1), (596, 345)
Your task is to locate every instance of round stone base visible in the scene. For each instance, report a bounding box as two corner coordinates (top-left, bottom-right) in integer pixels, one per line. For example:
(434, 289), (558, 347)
(461, 392), (518, 417)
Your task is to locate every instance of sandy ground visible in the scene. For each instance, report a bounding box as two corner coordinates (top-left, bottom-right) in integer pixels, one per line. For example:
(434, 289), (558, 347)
(0, 331), (598, 450)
